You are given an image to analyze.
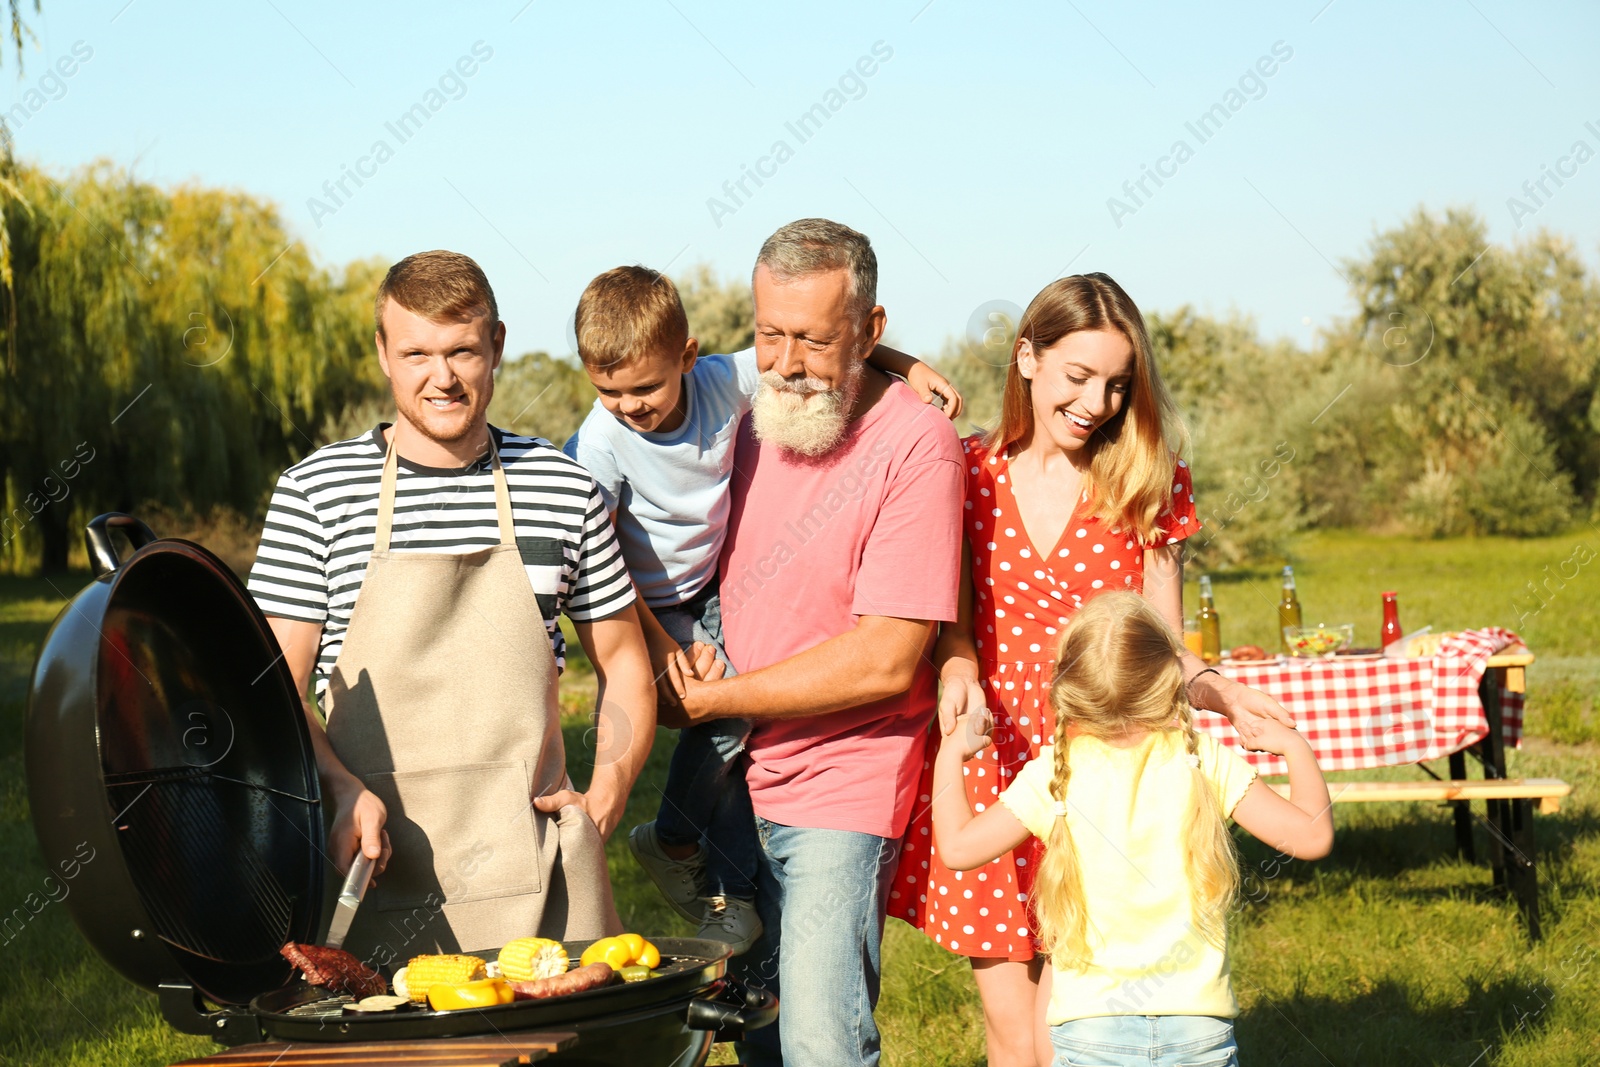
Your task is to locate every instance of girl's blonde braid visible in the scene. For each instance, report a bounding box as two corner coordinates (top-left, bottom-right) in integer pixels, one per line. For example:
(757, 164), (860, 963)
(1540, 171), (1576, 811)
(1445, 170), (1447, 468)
(1034, 709), (1091, 969)
(1177, 699), (1241, 946)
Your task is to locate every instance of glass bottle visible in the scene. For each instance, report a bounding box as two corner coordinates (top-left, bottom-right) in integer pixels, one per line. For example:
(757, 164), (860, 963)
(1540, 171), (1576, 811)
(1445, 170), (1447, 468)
(1198, 575), (1221, 664)
(1278, 565), (1303, 654)
(1381, 591), (1402, 648)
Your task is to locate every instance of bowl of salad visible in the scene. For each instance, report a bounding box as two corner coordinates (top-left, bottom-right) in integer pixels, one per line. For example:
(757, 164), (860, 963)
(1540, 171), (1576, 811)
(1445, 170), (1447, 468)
(1283, 623), (1355, 658)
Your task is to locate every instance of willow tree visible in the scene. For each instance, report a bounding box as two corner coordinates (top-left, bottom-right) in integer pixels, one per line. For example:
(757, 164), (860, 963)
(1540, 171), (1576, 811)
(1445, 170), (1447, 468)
(0, 162), (383, 571)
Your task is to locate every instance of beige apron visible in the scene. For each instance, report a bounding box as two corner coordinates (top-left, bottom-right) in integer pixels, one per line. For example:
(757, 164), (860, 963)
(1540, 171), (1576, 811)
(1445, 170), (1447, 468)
(324, 435), (619, 963)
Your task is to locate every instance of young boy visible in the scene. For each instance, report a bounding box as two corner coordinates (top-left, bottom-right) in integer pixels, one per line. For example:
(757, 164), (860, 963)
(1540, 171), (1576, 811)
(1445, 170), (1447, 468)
(562, 265), (959, 954)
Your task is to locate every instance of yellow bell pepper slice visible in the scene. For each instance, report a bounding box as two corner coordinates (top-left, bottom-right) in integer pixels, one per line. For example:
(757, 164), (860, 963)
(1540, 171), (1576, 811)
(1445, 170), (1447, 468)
(579, 936), (635, 971)
(427, 977), (514, 1011)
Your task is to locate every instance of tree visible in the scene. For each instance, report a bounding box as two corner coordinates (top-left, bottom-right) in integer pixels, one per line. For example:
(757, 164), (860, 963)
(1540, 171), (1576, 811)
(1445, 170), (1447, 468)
(677, 264), (753, 355)
(1147, 308), (1316, 567)
(488, 350), (594, 448)
(0, 161), (385, 571)
(1333, 207), (1598, 535)
(4, 2), (37, 70)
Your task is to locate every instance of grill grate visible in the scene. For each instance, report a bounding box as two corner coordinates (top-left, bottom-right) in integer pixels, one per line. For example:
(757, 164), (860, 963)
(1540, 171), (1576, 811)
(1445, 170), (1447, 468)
(108, 769), (301, 962)
(283, 994), (354, 1017)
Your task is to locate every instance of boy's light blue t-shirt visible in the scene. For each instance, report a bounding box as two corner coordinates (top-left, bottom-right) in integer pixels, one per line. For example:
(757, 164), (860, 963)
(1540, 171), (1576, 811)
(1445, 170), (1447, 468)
(563, 348), (761, 608)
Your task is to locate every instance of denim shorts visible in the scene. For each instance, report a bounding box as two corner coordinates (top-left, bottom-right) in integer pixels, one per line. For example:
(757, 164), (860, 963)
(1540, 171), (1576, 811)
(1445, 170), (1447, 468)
(1050, 1014), (1237, 1067)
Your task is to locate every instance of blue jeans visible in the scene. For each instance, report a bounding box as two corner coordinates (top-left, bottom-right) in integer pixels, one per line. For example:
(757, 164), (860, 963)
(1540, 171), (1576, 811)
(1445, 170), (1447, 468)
(734, 819), (901, 1067)
(651, 584), (758, 899)
(1050, 1015), (1238, 1067)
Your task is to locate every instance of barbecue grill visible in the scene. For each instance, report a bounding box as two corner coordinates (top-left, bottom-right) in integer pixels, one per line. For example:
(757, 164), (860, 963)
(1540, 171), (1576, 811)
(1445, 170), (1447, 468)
(26, 514), (775, 1066)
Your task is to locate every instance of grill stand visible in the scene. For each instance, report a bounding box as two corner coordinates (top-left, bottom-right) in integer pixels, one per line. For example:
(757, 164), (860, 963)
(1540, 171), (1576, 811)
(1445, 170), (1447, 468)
(159, 976), (775, 1052)
(160, 984), (263, 1044)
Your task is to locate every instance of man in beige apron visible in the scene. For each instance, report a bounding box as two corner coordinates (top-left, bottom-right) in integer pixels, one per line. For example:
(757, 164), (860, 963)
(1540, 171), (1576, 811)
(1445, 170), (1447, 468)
(250, 250), (656, 966)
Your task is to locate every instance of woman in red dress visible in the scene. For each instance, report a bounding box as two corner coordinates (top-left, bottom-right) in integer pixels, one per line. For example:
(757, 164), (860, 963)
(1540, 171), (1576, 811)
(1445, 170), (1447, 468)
(890, 274), (1293, 1067)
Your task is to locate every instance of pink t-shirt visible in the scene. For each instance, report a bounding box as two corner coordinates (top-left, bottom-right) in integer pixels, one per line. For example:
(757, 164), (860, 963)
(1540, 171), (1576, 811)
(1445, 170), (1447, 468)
(719, 381), (964, 838)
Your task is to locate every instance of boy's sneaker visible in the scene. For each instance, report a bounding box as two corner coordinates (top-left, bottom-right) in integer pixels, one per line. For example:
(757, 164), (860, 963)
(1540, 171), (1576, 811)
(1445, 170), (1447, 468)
(627, 822), (707, 922)
(698, 895), (763, 956)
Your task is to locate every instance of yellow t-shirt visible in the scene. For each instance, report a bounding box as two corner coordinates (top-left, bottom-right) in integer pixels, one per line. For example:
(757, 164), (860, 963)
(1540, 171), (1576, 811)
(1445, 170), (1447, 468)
(998, 730), (1258, 1024)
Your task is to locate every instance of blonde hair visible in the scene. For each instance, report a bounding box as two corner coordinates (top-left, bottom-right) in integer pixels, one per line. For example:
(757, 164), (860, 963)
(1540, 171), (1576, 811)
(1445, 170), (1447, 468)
(1034, 592), (1239, 971)
(375, 250), (497, 338)
(986, 274), (1187, 545)
(574, 265), (689, 371)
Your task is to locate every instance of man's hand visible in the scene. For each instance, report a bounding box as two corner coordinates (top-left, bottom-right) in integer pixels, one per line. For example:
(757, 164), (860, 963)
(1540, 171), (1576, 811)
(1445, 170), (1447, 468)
(657, 643), (726, 728)
(532, 782), (626, 841)
(328, 780), (391, 877)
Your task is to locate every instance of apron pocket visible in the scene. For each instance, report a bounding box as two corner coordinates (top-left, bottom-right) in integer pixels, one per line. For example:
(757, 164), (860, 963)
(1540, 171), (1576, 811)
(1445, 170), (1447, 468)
(363, 759), (542, 911)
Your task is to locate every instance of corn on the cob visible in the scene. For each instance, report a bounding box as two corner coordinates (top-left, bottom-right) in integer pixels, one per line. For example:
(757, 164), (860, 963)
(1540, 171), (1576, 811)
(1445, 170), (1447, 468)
(401, 954), (487, 1003)
(498, 937), (569, 982)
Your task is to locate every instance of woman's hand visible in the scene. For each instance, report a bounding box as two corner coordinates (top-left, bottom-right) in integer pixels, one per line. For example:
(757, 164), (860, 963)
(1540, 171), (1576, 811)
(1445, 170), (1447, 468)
(905, 360), (964, 420)
(1201, 673), (1296, 748)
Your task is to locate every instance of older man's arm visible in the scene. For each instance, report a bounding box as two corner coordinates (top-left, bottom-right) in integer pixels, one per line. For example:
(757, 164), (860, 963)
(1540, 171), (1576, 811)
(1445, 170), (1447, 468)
(665, 614), (935, 725)
(533, 603), (656, 839)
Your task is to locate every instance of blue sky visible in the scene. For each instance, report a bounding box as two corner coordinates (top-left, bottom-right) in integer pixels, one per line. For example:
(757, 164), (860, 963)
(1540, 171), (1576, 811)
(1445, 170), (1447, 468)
(11, 0), (1600, 360)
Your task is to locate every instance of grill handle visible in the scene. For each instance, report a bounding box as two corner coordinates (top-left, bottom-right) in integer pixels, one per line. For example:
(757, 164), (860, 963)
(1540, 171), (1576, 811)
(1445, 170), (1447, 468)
(159, 983), (263, 1045)
(685, 978), (779, 1042)
(86, 513), (158, 578)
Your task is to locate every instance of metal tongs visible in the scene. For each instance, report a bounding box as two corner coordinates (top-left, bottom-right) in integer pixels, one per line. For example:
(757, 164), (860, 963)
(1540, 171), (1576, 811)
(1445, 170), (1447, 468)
(324, 850), (375, 950)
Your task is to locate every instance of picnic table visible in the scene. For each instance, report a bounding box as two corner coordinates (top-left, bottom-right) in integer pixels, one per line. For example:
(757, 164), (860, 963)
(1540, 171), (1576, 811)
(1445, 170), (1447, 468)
(1195, 628), (1567, 938)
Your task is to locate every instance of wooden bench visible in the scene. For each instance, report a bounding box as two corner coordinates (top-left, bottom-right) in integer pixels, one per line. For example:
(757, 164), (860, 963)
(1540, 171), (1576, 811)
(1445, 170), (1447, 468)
(1268, 777), (1573, 938)
(1268, 777), (1571, 812)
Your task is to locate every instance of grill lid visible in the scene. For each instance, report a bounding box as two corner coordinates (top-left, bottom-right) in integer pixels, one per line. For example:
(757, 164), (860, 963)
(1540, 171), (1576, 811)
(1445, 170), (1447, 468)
(26, 514), (324, 1005)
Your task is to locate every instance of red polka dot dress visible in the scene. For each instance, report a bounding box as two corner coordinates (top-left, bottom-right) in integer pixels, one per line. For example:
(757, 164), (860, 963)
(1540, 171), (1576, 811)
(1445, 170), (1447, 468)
(888, 434), (1199, 961)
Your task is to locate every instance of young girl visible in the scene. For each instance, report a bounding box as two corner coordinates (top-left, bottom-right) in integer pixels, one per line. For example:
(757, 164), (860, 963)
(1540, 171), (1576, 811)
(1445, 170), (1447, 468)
(890, 273), (1293, 1066)
(933, 592), (1333, 1067)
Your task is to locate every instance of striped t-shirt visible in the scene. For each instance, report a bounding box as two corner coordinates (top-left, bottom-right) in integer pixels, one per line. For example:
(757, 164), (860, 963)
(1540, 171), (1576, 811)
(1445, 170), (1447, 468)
(247, 424), (635, 700)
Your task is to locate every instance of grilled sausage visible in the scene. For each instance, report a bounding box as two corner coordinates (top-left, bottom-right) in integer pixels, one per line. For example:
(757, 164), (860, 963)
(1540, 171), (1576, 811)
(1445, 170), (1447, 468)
(1229, 645), (1268, 661)
(509, 962), (619, 1000)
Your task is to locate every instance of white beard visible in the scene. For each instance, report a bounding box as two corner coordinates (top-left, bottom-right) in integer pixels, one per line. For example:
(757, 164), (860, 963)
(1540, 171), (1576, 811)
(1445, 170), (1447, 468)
(750, 365), (863, 457)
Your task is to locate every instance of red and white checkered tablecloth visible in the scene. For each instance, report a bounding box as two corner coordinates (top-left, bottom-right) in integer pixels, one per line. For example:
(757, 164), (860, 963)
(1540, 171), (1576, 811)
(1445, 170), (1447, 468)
(1194, 628), (1526, 776)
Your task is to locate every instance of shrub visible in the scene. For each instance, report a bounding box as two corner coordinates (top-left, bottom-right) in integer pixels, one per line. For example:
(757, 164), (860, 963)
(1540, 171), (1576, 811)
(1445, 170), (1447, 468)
(1464, 412), (1576, 536)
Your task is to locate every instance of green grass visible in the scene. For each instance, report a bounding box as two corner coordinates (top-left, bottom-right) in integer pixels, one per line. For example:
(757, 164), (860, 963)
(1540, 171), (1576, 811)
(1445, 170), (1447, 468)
(4, 532), (1600, 1065)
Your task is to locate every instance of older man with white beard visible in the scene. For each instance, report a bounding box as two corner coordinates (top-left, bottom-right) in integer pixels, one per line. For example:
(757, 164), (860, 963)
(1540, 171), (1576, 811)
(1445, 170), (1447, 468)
(662, 218), (964, 1067)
